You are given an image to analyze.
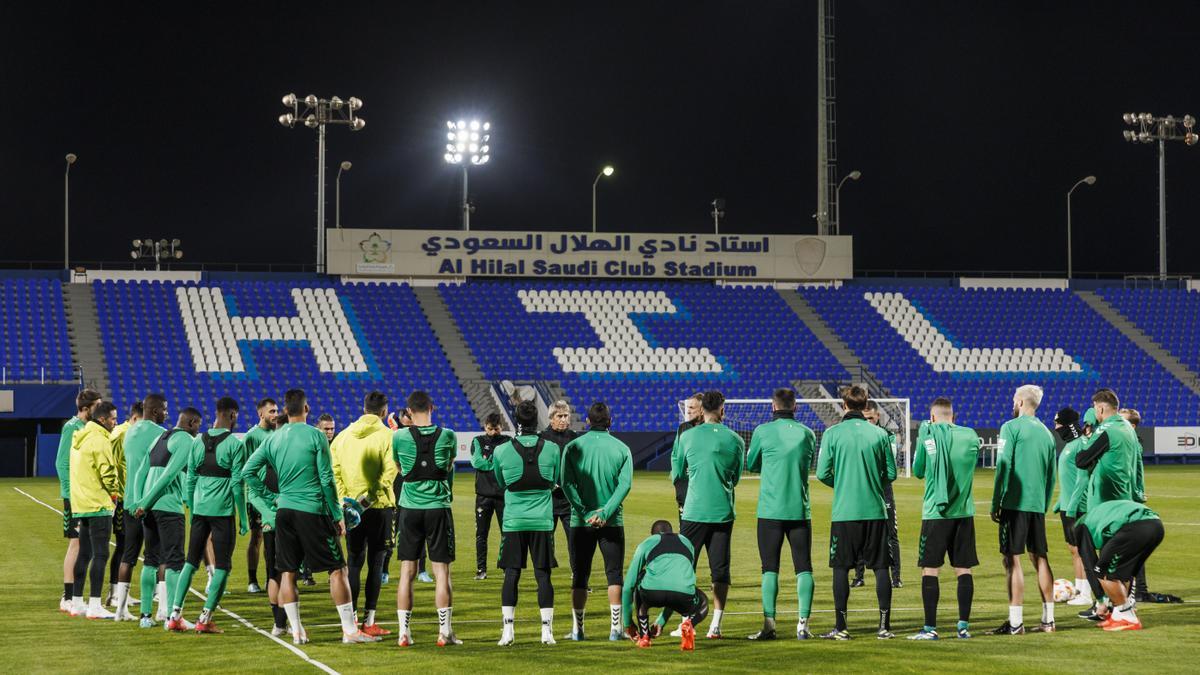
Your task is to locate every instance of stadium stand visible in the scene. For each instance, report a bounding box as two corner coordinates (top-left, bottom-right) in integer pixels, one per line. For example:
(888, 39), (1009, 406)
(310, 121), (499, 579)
(0, 278), (74, 381)
(800, 285), (1200, 428)
(1097, 287), (1200, 375)
(93, 279), (475, 431)
(440, 280), (848, 431)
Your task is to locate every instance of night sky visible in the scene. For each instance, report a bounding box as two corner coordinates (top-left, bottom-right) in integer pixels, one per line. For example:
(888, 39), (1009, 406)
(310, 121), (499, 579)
(3, 1), (1198, 276)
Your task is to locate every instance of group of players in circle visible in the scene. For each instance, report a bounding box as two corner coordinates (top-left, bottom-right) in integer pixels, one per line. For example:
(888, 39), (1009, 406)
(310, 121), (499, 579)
(55, 380), (1169, 650)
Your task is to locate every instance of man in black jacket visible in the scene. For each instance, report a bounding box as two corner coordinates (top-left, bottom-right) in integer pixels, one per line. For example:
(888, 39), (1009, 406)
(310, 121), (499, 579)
(472, 413), (511, 580)
(541, 400), (578, 574)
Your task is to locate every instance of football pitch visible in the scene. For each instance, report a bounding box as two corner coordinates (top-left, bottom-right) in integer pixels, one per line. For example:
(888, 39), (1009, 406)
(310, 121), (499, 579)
(5, 467), (1199, 674)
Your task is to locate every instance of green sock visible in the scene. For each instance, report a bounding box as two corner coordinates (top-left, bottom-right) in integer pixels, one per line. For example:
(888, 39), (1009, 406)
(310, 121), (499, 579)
(762, 571), (779, 619)
(797, 572), (814, 619)
(167, 566), (190, 613)
(139, 567), (157, 616)
(205, 569), (229, 611)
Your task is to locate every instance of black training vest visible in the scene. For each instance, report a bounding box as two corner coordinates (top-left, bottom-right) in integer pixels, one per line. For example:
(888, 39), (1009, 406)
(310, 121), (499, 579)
(148, 428), (189, 468)
(505, 437), (554, 492)
(196, 431), (232, 478)
(402, 426), (449, 483)
(646, 533), (694, 566)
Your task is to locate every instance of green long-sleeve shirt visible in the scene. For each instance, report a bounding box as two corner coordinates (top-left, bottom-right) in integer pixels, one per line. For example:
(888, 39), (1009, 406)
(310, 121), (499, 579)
(621, 533), (697, 628)
(245, 444), (279, 530)
(668, 420), (699, 484)
(56, 416), (86, 499)
(991, 414), (1056, 514)
(243, 424), (272, 454)
(560, 429), (633, 527)
(392, 425), (456, 509)
(493, 433), (560, 532)
(817, 412), (896, 521)
(1079, 499), (1160, 549)
(1076, 415), (1139, 509)
(140, 429), (196, 514)
(243, 422), (341, 520)
(186, 429), (248, 527)
(674, 422), (744, 523)
(913, 421), (980, 519)
(1055, 436), (1086, 515)
(122, 420), (166, 508)
(747, 415), (816, 521)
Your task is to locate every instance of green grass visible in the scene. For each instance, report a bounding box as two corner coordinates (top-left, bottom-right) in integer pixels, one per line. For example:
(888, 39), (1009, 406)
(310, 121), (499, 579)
(5, 468), (1200, 674)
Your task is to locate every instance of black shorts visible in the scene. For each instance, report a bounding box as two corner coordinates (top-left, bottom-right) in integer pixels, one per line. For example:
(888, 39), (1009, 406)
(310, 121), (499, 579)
(636, 588), (709, 625)
(571, 526), (625, 588)
(348, 507), (394, 563)
(120, 509), (146, 566)
(552, 489), (572, 518)
(247, 503), (263, 532)
(143, 510), (186, 570)
(829, 519), (889, 570)
(62, 499), (79, 539)
(263, 531), (280, 582)
(757, 518), (813, 574)
(396, 507), (454, 563)
(1095, 519), (1165, 582)
(187, 514), (235, 570)
(1060, 513), (1078, 547)
(275, 508), (346, 574)
(680, 520), (733, 584)
(998, 509), (1048, 556)
(917, 517), (979, 568)
(498, 530), (555, 570)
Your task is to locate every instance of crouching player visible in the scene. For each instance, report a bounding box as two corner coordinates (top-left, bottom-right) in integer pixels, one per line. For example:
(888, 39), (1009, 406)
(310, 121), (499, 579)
(622, 520), (709, 651)
(1076, 499), (1165, 631)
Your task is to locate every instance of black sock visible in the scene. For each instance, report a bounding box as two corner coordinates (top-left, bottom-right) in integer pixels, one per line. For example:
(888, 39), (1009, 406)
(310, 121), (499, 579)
(957, 574), (973, 624)
(874, 568), (893, 629)
(922, 576), (939, 629)
(249, 570), (260, 586)
(638, 616), (649, 637)
(63, 582), (72, 600)
(833, 568), (850, 631)
(271, 603), (287, 629)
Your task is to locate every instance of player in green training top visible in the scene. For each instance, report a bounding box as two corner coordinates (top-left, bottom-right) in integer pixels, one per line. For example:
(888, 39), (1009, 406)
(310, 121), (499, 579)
(622, 520), (709, 651)
(1075, 500), (1165, 631)
(816, 384), (897, 640)
(669, 392), (703, 521)
(672, 390), (744, 639)
(908, 397), (981, 641)
(164, 397), (249, 633)
(745, 388), (817, 641)
(113, 394), (166, 625)
(57, 388), (101, 614)
(1119, 408), (1178, 604)
(560, 401), (634, 642)
(1051, 407), (1095, 608)
(243, 389), (376, 646)
(1075, 389), (1140, 510)
(989, 384), (1058, 635)
(134, 406), (202, 629)
(391, 390), (460, 647)
(493, 401), (562, 646)
(243, 397), (277, 594)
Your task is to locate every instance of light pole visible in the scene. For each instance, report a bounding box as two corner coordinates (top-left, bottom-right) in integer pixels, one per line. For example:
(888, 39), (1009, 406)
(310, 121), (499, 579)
(444, 119), (490, 230)
(1066, 175), (1097, 279)
(336, 161), (352, 232)
(1122, 112), (1197, 280)
(592, 165), (614, 232)
(834, 169), (861, 234)
(131, 239), (183, 272)
(711, 198), (726, 234)
(64, 153), (76, 269)
(279, 94), (365, 274)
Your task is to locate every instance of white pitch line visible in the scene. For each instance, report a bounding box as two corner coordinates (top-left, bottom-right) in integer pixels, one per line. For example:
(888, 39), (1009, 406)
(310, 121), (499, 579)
(14, 487), (340, 675)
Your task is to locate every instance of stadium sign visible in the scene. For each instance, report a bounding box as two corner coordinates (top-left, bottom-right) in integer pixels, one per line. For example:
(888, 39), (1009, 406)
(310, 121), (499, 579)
(1153, 426), (1200, 455)
(327, 228), (853, 280)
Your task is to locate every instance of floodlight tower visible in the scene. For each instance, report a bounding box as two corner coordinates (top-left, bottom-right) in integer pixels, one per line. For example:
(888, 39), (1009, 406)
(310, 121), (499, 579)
(1121, 112), (1198, 280)
(592, 165), (614, 232)
(278, 93), (366, 273)
(444, 119), (491, 230)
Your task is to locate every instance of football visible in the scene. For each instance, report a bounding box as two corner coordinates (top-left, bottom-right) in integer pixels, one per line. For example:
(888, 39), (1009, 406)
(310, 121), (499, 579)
(1053, 578), (1076, 602)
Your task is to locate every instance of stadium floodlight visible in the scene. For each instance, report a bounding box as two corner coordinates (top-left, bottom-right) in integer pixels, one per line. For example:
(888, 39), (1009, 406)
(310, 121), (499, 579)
(711, 198), (726, 233)
(834, 169), (862, 234)
(444, 118), (490, 230)
(130, 238), (183, 271)
(64, 153), (77, 270)
(336, 161), (352, 232)
(1066, 175), (1098, 279)
(279, 92), (366, 273)
(1121, 111), (1197, 279)
(592, 165), (615, 232)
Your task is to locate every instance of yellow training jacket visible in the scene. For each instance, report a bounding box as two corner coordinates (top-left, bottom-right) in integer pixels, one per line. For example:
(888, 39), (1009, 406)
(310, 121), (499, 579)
(70, 421), (119, 517)
(331, 414), (398, 509)
(111, 420), (131, 497)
